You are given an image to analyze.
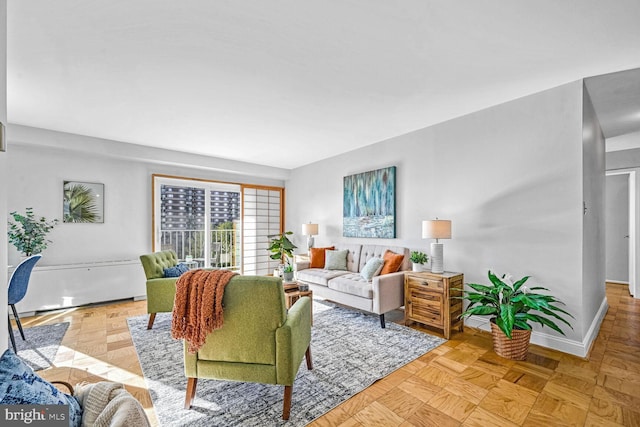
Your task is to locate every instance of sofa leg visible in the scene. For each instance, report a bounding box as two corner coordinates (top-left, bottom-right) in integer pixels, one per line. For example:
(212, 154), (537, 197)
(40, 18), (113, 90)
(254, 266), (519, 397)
(185, 377), (197, 409)
(147, 313), (156, 330)
(379, 313), (386, 328)
(282, 385), (292, 420)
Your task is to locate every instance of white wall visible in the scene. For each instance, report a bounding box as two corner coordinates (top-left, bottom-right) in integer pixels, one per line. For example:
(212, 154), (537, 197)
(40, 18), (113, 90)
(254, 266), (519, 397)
(5, 125), (287, 267)
(0, 0), (8, 352)
(606, 130), (640, 152)
(581, 84), (607, 342)
(286, 80), (601, 355)
(607, 146), (640, 170)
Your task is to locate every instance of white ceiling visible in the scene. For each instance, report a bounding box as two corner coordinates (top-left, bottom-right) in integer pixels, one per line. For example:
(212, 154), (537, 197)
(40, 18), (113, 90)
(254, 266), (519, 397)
(585, 68), (640, 139)
(7, 1), (640, 169)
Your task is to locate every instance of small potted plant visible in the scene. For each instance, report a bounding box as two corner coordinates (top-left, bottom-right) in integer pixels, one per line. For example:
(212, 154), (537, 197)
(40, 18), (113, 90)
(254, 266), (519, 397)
(458, 270), (573, 360)
(283, 265), (295, 282)
(267, 231), (297, 278)
(410, 251), (428, 272)
(8, 208), (59, 257)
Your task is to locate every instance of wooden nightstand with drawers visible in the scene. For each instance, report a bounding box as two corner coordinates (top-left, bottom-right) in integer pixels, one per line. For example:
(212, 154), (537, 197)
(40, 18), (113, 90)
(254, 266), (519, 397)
(404, 271), (464, 339)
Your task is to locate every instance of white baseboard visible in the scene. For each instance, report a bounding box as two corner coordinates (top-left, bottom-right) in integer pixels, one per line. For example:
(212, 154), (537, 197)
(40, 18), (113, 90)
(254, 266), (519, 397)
(464, 297), (608, 358)
(606, 280), (629, 285)
(580, 297), (609, 358)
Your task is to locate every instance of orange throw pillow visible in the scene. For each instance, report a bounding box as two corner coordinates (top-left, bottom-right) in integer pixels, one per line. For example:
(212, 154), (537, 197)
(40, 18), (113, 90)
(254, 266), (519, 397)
(309, 246), (335, 268)
(380, 250), (404, 275)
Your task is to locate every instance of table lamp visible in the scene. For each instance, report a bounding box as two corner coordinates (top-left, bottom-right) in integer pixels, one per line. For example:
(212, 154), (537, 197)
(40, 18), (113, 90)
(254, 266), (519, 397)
(302, 223), (318, 251)
(422, 219), (451, 274)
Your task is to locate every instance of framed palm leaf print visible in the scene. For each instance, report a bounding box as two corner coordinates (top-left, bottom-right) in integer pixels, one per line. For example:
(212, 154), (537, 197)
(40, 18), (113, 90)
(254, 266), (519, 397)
(63, 181), (104, 223)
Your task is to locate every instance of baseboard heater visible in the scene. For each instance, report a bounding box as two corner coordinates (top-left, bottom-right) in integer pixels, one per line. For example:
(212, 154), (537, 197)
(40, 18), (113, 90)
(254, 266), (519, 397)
(11, 259), (147, 316)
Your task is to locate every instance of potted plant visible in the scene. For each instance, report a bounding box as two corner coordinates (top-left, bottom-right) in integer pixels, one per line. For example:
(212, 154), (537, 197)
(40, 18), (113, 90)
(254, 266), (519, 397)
(8, 208), (59, 257)
(458, 270), (574, 360)
(410, 251), (428, 271)
(267, 231), (297, 278)
(283, 265), (295, 282)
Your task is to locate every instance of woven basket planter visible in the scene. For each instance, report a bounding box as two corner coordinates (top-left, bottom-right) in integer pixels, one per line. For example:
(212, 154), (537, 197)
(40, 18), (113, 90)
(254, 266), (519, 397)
(490, 319), (531, 360)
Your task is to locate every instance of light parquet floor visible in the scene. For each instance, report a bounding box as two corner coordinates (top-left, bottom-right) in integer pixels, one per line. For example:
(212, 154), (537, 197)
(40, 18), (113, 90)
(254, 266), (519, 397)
(15, 282), (640, 426)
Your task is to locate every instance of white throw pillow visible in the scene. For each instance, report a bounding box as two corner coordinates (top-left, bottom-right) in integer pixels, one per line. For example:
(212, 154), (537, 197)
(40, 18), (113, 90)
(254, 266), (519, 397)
(360, 257), (385, 281)
(324, 249), (349, 270)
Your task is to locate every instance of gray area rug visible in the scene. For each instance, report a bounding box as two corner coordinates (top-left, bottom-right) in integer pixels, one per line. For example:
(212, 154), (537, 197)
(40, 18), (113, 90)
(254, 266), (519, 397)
(8, 322), (69, 371)
(128, 300), (445, 426)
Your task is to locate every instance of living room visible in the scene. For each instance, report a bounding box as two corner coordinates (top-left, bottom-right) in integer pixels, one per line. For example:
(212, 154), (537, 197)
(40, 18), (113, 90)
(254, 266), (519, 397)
(2, 2), (640, 426)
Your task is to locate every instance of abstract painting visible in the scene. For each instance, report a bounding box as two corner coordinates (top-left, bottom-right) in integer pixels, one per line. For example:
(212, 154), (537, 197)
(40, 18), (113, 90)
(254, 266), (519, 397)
(63, 181), (104, 223)
(343, 166), (396, 238)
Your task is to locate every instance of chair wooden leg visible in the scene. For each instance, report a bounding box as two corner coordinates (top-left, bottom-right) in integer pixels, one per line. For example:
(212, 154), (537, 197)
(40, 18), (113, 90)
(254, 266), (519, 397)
(10, 304), (25, 340)
(184, 377), (197, 409)
(379, 313), (386, 328)
(184, 377), (198, 409)
(305, 346), (313, 370)
(147, 313), (156, 330)
(7, 316), (17, 353)
(282, 385), (292, 420)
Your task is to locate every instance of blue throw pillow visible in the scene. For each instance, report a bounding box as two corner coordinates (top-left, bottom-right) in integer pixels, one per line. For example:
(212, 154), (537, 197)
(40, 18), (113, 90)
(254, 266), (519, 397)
(164, 262), (189, 277)
(0, 349), (82, 427)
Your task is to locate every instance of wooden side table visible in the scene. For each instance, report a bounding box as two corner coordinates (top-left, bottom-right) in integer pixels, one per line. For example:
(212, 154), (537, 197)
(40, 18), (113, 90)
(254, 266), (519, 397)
(404, 271), (464, 339)
(285, 289), (313, 325)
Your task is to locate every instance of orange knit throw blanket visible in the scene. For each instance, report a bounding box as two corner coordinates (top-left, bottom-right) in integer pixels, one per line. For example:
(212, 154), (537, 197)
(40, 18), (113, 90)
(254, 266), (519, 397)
(171, 269), (237, 353)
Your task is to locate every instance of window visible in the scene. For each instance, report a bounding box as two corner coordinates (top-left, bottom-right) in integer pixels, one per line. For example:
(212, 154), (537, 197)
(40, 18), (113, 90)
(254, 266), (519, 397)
(152, 175), (284, 274)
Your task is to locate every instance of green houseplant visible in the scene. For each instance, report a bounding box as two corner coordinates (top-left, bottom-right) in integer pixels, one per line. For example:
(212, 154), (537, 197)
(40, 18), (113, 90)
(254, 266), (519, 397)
(8, 208), (59, 256)
(283, 264), (294, 281)
(267, 231), (297, 278)
(459, 270), (574, 360)
(410, 251), (428, 271)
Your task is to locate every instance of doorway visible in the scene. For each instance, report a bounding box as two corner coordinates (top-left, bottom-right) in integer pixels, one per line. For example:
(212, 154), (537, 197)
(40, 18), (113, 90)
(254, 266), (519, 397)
(605, 170), (637, 297)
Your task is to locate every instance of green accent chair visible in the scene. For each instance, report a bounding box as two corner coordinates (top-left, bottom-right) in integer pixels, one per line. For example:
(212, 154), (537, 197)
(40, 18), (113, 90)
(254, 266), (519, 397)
(183, 275), (312, 420)
(139, 250), (179, 329)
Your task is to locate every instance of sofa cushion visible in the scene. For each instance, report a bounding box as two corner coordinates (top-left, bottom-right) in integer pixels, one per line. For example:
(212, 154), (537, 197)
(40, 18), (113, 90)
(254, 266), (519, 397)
(325, 249), (349, 270)
(360, 257), (385, 281)
(380, 250), (405, 275)
(309, 246), (335, 268)
(328, 274), (373, 299)
(296, 268), (349, 287)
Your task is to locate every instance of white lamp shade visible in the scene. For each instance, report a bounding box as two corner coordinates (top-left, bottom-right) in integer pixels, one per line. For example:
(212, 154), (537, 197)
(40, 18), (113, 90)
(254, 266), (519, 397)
(422, 220), (451, 239)
(302, 223), (318, 236)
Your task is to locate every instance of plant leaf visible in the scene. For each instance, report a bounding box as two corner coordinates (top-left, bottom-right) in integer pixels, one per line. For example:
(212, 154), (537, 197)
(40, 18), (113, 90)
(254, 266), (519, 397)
(500, 303), (515, 335)
(512, 275), (530, 292)
(495, 317), (512, 339)
(488, 271), (506, 288)
(460, 306), (498, 319)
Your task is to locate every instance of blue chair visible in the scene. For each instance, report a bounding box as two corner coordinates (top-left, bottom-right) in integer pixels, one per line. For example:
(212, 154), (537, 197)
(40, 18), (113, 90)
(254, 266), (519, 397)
(7, 254), (42, 353)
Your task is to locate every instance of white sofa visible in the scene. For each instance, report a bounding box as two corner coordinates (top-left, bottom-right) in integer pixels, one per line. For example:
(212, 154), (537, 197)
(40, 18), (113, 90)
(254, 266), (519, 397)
(294, 243), (410, 327)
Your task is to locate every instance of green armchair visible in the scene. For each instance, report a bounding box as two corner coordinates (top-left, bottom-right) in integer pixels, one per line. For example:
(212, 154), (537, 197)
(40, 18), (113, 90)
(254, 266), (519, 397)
(183, 275), (312, 420)
(139, 250), (179, 329)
